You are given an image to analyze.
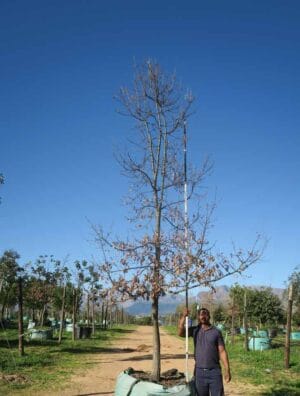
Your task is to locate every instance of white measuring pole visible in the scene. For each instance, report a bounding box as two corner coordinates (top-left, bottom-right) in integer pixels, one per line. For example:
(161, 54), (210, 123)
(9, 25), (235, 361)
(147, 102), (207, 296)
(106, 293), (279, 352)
(185, 315), (189, 382)
(183, 121), (189, 383)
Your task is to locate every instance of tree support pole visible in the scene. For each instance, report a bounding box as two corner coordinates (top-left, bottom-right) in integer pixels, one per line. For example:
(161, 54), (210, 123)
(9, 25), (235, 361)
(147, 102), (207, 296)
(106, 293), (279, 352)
(18, 277), (24, 356)
(285, 284), (293, 369)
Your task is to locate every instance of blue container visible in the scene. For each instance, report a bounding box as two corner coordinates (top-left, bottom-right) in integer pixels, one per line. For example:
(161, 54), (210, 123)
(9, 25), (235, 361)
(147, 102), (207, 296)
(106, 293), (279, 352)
(240, 328), (245, 335)
(115, 371), (191, 396)
(253, 330), (268, 337)
(66, 323), (73, 332)
(291, 332), (300, 340)
(249, 337), (271, 351)
(258, 330), (268, 337)
(30, 329), (53, 340)
(27, 321), (35, 330)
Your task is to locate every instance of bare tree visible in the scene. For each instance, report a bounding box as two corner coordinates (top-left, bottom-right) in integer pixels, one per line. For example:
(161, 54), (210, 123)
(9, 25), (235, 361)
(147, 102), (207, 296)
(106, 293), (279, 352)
(94, 60), (264, 381)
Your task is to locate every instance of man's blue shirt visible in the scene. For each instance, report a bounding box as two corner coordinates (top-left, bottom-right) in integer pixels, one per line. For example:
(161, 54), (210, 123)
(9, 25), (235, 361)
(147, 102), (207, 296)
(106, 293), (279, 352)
(188, 325), (225, 369)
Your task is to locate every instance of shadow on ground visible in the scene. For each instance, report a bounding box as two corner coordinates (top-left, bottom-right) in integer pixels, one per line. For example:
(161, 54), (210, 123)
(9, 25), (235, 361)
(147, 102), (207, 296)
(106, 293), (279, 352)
(120, 353), (186, 361)
(59, 346), (136, 354)
(261, 380), (300, 396)
(0, 328), (135, 350)
(261, 389), (300, 396)
(75, 393), (112, 396)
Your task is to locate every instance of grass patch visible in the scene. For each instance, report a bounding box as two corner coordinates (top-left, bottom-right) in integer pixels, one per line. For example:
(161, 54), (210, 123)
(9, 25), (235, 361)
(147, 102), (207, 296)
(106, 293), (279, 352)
(164, 326), (300, 395)
(0, 324), (136, 395)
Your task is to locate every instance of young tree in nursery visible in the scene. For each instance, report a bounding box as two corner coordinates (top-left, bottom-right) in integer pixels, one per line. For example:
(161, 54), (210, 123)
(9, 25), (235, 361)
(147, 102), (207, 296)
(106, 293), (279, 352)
(213, 303), (227, 324)
(229, 284), (246, 326)
(71, 260), (89, 337)
(23, 255), (57, 325)
(284, 267), (300, 326)
(94, 60), (265, 381)
(0, 250), (22, 321)
(52, 259), (71, 344)
(247, 287), (283, 327)
(86, 263), (102, 334)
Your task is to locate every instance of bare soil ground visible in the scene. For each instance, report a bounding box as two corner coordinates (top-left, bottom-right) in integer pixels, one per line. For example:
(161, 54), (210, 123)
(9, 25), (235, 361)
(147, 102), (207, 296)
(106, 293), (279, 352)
(39, 326), (264, 396)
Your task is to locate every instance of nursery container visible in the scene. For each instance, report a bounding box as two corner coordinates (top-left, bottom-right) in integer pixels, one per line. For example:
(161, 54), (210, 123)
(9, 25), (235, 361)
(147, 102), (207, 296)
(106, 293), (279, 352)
(253, 330), (268, 337)
(27, 321), (35, 330)
(248, 337), (271, 351)
(115, 371), (194, 396)
(66, 323), (74, 332)
(268, 328), (277, 338)
(30, 328), (53, 341)
(290, 332), (300, 340)
(75, 325), (92, 339)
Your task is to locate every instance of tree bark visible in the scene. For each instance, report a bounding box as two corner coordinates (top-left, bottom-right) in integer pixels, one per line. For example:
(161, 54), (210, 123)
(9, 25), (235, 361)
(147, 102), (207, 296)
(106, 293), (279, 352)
(151, 295), (161, 382)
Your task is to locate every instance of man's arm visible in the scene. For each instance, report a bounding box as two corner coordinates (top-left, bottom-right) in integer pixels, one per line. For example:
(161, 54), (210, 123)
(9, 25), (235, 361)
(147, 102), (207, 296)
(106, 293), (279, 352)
(218, 345), (231, 383)
(177, 308), (189, 337)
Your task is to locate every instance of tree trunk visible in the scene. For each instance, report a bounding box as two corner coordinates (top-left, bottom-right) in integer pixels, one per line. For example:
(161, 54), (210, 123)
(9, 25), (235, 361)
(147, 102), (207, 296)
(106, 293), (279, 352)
(101, 302), (104, 329)
(58, 285), (66, 344)
(1, 293), (7, 321)
(92, 294), (95, 335)
(231, 297), (235, 345)
(87, 293), (90, 326)
(151, 201), (162, 382)
(18, 277), (24, 356)
(151, 295), (161, 382)
(104, 303), (108, 330)
(72, 288), (76, 341)
(285, 299), (293, 369)
(109, 307), (112, 328)
(243, 290), (249, 351)
(285, 285), (293, 369)
(40, 304), (46, 327)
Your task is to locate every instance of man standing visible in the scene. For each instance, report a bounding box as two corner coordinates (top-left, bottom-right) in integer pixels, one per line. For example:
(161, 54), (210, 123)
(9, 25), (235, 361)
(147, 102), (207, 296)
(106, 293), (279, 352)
(178, 307), (231, 396)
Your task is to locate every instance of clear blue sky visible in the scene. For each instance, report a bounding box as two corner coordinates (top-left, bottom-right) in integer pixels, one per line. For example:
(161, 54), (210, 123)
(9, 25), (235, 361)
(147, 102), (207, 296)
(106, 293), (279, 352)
(1, 0), (299, 289)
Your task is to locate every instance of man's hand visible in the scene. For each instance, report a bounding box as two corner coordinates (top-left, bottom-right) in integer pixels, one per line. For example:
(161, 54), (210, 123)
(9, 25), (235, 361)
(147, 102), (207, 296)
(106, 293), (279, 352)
(182, 307), (190, 317)
(224, 370), (231, 383)
(178, 308), (190, 336)
(219, 346), (231, 383)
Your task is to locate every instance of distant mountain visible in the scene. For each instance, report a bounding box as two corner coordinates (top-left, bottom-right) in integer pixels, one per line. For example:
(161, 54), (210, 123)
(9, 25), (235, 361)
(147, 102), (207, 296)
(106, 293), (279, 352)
(123, 285), (285, 316)
(124, 294), (185, 316)
(197, 285), (231, 306)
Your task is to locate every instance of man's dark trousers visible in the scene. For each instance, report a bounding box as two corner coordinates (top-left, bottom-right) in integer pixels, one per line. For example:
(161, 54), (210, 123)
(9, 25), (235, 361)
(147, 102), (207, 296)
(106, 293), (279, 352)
(195, 367), (224, 396)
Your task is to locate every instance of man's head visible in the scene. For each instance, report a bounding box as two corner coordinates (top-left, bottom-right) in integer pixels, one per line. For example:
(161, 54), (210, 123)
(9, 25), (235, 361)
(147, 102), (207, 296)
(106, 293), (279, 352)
(197, 307), (210, 325)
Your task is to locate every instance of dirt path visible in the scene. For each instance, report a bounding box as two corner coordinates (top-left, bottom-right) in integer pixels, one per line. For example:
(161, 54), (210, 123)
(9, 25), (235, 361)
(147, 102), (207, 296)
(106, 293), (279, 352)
(40, 326), (262, 396)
